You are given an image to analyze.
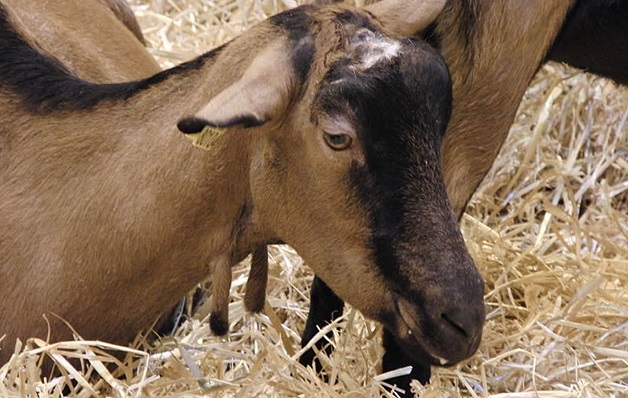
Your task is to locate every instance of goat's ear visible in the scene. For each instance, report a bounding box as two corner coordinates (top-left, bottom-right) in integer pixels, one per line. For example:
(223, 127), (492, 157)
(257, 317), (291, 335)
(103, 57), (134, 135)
(177, 40), (293, 136)
(367, 0), (446, 36)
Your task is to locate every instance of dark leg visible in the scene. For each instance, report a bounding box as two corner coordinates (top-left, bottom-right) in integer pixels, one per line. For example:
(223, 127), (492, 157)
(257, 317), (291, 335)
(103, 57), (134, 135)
(157, 286), (207, 336)
(299, 275), (344, 375)
(381, 329), (431, 397)
(244, 245), (269, 313)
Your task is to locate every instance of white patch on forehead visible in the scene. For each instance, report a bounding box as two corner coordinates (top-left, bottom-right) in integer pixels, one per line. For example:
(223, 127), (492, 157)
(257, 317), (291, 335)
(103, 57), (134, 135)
(348, 28), (401, 71)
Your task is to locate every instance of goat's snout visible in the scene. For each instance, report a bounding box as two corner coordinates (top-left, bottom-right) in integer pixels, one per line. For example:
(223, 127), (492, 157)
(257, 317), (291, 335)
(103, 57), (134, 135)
(440, 305), (483, 353)
(436, 299), (485, 362)
(390, 275), (485, 367)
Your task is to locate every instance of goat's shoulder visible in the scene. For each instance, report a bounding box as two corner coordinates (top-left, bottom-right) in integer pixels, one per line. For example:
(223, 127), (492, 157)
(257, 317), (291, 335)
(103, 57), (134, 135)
(0, 3), (222, 113)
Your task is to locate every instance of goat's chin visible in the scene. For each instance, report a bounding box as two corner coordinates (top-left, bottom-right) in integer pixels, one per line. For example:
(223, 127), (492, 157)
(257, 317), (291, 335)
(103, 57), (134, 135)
(390, 318), (453, 368)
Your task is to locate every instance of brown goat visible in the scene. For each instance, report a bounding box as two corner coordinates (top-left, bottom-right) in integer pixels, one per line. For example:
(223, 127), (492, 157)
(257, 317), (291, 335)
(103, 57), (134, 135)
(0, 0), (485, 386)
(303, 0), (627, 393)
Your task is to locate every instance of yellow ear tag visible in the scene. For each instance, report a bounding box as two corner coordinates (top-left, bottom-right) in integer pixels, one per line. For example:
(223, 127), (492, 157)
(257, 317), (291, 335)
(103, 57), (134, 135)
(186, 125), (227, 150)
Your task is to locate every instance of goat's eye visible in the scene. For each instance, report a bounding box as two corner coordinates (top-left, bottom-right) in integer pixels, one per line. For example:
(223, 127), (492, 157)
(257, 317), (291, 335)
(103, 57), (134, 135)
(324, 132), (353, 150)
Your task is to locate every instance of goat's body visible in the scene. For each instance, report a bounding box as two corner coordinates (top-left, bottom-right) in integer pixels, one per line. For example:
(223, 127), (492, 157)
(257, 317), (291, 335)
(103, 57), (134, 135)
(438, 0), (576, 216)
(549, 0), (628, 85)
(439, 0), (627, 216)
(0, 0), (177, 359)
(0, 97), (226, 354)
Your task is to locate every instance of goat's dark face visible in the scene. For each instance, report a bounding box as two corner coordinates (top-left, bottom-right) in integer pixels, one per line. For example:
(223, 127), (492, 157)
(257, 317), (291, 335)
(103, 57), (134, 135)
(256, 12), (484, 366)
(178, 5), (484, 367)
(314, 31), (484, 367)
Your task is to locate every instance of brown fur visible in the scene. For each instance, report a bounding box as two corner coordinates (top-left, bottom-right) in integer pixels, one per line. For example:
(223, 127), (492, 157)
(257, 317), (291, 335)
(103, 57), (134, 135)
(2, 0), (159, 82)
(434, 1), (577, 216)
(99, 0), (148, 44)
(1, 3), (460, 370)
(0, 0), (157, 362)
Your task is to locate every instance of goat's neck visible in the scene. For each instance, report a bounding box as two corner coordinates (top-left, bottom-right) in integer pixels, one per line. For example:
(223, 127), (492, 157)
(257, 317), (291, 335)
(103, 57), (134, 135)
(440, 0), (574, 113)
(115, 48), (269, 260)
(437, 0), (574, 214)
(15, 41), (272, 278)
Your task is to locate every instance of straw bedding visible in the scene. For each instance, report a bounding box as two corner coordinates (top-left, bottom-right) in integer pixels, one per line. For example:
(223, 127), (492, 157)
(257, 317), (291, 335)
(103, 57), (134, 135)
(1, 0), (626, 396)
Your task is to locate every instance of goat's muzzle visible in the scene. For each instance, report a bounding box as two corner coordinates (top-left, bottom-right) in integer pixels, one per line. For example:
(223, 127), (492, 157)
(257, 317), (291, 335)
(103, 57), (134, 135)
(384, 281), (485, 367)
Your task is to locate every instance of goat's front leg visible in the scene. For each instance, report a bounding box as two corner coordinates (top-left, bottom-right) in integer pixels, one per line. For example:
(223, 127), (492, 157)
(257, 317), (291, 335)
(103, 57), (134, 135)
(302, 276), (431, 396)
(299, 275), (344, 377)
(210, 256), (232, 335)
(244, 245), (269, 313)
(382, 329), (431, 396)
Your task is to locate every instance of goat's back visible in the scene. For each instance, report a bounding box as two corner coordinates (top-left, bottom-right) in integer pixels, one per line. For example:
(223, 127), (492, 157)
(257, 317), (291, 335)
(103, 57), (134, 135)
(1, 0), (159, 82)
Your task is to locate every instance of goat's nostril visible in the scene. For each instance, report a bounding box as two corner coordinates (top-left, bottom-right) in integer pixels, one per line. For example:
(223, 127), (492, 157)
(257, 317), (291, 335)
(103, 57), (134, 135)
(441, 312), (469, 338)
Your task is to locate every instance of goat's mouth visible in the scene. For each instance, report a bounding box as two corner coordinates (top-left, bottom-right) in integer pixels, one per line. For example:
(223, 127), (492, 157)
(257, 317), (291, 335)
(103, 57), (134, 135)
(386, 292), (479, 367)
